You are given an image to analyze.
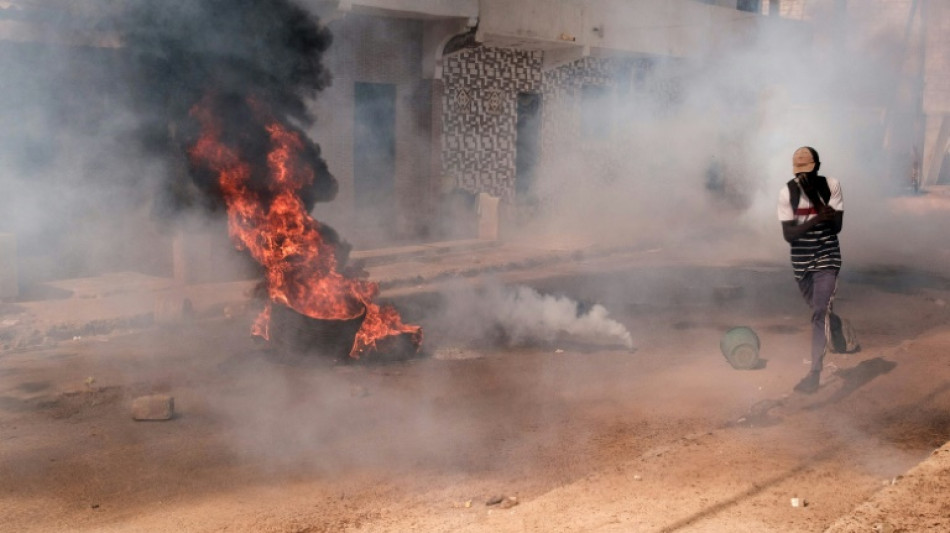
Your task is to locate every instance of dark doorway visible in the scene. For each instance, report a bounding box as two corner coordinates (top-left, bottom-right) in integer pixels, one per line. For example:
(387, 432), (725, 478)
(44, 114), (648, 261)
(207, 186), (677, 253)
(354, 83), (396, 214)
(938, 151), (950, 185)
(736, 0), (761, 13)
(515, 92), (542, 197)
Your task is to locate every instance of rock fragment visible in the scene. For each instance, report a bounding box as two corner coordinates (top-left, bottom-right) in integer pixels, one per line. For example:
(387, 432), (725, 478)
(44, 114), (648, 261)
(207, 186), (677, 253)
(499, 496), (519, 509)
(131, 394), (175, 421)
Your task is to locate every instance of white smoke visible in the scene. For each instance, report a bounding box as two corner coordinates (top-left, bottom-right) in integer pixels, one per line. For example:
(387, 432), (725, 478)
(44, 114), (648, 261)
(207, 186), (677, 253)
(427, 280), (634, 351)
(495, 285), (634, 349)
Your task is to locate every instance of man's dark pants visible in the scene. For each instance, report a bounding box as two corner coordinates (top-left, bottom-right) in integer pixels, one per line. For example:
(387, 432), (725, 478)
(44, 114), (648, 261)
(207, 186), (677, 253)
(797, 269), (838, 373)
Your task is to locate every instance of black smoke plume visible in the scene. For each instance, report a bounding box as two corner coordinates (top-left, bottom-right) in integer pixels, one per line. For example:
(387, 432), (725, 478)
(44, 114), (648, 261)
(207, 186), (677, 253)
(118, 0), (337, 215)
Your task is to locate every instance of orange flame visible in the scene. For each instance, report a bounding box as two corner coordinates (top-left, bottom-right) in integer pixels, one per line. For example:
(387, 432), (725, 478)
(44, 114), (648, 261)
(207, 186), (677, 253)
(188, 96), (421, 358)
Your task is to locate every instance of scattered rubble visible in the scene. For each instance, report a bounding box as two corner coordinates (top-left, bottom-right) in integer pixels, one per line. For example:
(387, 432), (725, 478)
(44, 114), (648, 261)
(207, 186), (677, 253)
(41, 386), (123, 419)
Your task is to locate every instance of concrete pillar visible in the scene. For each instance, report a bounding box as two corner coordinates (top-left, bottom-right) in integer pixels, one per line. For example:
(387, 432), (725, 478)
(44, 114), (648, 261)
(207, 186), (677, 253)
(922, 113), (950, 187)
(0, 233), (17, 300)
(172, 231), (186, 285)
(172, 229), (228, 285)
(477, 193), (500, 240)
(430, 78), (446, 237)
(172, 223), (256, 284)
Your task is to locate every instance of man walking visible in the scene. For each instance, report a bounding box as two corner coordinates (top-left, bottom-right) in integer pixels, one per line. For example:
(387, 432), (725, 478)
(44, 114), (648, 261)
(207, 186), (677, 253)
(777, 146), (844, 394)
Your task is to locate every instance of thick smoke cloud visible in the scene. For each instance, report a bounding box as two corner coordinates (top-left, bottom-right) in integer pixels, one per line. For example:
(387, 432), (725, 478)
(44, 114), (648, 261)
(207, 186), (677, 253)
(119, 0), (337, 215)
(0, 26), (159, 278)
(510, 3), (947, 274)
(0, 1), (343, 282)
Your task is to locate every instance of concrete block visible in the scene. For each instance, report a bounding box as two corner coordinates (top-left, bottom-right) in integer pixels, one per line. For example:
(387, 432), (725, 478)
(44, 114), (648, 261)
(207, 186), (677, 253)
(0, 233), (17, 300)
(131, 395), (175, 421)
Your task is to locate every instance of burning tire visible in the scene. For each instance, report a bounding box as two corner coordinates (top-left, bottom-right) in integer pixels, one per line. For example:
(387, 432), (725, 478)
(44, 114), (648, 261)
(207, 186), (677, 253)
(265, 304), (366, 362)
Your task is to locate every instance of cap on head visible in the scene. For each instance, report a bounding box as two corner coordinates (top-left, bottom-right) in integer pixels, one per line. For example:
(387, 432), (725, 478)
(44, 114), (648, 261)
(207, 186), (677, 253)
(792, 146), (820, 174)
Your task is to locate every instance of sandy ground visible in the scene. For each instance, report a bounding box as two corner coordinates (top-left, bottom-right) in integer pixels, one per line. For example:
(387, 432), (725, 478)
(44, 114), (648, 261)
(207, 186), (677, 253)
(1, 262), (950, 532)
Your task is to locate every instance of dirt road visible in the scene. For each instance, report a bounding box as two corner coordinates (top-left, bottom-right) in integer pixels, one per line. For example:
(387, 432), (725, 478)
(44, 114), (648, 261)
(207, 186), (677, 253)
(1, 264), (949, 532)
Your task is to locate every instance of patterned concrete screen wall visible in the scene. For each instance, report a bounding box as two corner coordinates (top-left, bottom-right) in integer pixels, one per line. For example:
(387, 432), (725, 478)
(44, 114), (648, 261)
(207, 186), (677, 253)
(442, 46), (542, 202)
(442, 47), (678, 206)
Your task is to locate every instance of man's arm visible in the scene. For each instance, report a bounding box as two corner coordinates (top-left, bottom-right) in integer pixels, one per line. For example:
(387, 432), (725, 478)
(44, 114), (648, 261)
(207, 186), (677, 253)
(781, 206), (843, 243)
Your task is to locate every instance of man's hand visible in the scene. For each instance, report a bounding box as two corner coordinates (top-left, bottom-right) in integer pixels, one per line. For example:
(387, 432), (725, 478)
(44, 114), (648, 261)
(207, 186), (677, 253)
(782, 205), (843, 243)
(816, 205), (836, 222)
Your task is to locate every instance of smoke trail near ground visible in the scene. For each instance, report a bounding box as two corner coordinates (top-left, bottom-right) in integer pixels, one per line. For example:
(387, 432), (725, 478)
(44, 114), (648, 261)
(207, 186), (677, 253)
(428, 281), (634, 351)
(496, 285), (634, 349)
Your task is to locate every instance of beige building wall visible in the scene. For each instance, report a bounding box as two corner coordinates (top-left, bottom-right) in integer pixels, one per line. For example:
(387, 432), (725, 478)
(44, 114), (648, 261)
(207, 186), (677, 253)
(310, 13), (436, 247)
(477, 0), (767, 59)
(922, 0), (950, 185)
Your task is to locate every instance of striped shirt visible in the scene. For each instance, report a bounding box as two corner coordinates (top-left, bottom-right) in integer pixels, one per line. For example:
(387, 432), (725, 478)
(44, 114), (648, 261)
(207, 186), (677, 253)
(777, 176), (844, 280)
